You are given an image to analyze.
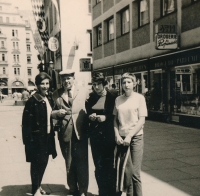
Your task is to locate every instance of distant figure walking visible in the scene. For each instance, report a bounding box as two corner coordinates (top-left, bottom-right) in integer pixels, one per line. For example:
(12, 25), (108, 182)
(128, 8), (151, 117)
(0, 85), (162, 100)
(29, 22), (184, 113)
(13, 91), (19, 105)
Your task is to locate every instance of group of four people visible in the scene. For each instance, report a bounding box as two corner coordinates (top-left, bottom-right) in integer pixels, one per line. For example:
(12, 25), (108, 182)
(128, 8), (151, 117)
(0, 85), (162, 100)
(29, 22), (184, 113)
(22, 70), (147, 196)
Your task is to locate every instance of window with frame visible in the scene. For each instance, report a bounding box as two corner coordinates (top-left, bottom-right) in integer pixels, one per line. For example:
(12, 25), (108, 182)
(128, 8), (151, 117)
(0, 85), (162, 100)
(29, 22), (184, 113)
(6, 17), (9, 23)
(88, 0), (92, 13)
(27, 44), (30, 51)
(26, 33), (30, 40)
(108, 18), (114, 41)
(13, 42), (15, 48)
(27, 56), (31, 63)
(97, 24), (102, 46)
(0, 29), (1, 34)
(27, 68), (32, 76)
(3, 67), (5, 74)
(162, 0), (176, 16)
(14, 68), (20, 75)
(16, 42), (18, 49)
(15, 30), (18, 37)
(13, 55), (16, 62)
(1, 41), (4, 48)
(139, 0), (149, 26)
(121, 8), (130, 35)
(12, 29), (15, 37)
(17, 55), (19, 62)
(25, 20), (29, 27)
(2, 54), (5, 61)
(0, 17), (2, 23)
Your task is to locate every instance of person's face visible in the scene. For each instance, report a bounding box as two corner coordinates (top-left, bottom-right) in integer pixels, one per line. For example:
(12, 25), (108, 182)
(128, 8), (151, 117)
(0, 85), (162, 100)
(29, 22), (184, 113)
(61, 75), (75, 90)
(122, 78), (136, 93)
(92, 81), (104, 94)
(37, 78), (50, 96)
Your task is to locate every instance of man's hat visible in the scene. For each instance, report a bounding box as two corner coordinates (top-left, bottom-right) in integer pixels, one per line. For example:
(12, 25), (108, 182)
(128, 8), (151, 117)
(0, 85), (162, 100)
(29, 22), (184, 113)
(59, 69), (75, 77)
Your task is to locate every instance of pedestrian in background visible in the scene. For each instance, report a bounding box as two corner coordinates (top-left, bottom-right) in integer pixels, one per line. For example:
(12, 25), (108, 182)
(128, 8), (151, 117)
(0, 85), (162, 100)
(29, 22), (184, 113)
(21, 88), (30, 105)
(22, 72), (57, 196)
(113, 73), (147, 196)
(109, 83), (118, 97)
(85, 72), (116, 196)
(51, 70), (89, 196)
(12, 91), (18, 105)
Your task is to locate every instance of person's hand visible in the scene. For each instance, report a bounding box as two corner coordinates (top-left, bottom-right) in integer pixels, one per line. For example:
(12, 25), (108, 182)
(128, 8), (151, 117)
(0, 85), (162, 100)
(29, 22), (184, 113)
(89, 113), (97, 121)
(123, 135), (132, 146)
(57, 109), (68, 117)
(115, 134), (124, 145)
(96, 115), (106, 122)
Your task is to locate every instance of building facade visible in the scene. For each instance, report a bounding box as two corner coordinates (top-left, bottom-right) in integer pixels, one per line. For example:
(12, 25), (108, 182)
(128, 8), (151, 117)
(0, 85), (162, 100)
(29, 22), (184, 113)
(0, 0), (39, 96)
(41, 0), (92, 89)
(92, 0), (200, 127)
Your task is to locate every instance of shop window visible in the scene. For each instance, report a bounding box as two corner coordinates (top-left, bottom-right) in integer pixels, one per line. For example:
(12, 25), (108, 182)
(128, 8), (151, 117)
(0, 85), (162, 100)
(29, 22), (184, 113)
(97, 24), (102, 46)
(121, 8), (130, 35)
(161, 0), (176, 16)
(27, 44), (30, 51)
(139, 0), (149, 26)
(171, 66), (200, 116)
(2, 54), (5, 61)
(27, 56), (31, 63)
(27, 68), (32, 76)
(3, 67), (5, 74)
(108, 17), (114, 41)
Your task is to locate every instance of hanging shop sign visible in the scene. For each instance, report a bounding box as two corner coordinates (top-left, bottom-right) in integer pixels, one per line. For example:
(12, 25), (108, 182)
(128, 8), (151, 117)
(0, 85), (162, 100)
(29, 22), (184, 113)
(48, 37), (59, 52)
(80, 58), (92, 71)
(156, 33), (178, 50)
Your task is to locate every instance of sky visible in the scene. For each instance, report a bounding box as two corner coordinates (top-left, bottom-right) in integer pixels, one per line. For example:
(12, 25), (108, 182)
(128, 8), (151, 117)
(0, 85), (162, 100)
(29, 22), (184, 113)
(10, 0), (32, 10)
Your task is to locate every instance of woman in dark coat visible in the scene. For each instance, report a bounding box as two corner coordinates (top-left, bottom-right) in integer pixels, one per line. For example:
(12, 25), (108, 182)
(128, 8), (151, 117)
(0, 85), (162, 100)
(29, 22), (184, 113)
(22, 72), (57, 196)
(85, 72), (117, 196)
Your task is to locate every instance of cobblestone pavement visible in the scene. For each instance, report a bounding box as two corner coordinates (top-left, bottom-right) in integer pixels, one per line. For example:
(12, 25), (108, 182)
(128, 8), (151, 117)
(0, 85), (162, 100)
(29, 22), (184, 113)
(0, 98), (200, 196)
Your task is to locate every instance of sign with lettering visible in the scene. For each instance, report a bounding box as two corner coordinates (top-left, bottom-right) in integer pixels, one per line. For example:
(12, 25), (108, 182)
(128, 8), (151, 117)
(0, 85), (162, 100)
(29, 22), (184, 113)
(156, 33), (178, 50)
(158, 24), (177, 33)
(48, 37), (59, 52)
(80, 58), (92, 71)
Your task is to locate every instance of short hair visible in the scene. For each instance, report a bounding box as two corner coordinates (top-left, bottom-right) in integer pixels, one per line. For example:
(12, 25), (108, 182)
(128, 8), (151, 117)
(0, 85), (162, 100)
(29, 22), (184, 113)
(121, 72), (137, 83)
(92, 72), (107, 86)
(35, 72), (51, 86)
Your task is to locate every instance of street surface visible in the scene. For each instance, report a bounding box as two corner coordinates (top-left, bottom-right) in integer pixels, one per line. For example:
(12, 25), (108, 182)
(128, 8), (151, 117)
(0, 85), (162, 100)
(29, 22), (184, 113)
(0, 98), (200, 196)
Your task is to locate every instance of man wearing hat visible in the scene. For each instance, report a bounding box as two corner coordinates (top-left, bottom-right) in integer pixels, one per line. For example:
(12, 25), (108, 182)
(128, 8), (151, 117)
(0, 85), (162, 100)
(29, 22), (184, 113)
(51, 70), (89, 196)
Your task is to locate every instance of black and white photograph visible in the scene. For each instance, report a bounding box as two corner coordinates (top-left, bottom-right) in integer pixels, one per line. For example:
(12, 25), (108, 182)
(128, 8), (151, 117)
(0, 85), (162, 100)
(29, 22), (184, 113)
(0, 0), (200, 195)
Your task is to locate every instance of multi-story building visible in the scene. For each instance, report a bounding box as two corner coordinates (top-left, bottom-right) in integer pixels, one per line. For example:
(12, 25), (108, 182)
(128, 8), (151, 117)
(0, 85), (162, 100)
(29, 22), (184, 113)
(0, 0), (39, 96)
(92, 0), (200, 127)
(41, 0), (92, 89)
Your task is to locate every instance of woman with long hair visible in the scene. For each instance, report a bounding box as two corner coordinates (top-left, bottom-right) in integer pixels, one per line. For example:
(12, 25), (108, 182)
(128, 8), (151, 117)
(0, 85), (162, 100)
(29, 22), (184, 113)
(113, 73), (147, 196)
(22, 72), (57, 196)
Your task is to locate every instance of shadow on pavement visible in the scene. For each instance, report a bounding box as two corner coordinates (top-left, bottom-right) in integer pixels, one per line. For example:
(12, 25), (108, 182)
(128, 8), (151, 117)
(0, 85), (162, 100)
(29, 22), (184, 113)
(0, 184), (95, 196)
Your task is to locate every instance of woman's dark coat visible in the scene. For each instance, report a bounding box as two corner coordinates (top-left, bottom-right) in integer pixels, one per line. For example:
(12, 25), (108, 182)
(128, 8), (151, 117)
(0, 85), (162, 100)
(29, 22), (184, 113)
(22, 92), (57, 162)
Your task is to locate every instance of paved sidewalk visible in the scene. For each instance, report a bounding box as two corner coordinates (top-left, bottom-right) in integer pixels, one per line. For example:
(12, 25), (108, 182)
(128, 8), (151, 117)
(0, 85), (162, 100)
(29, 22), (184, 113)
(0, 99), (200, 195)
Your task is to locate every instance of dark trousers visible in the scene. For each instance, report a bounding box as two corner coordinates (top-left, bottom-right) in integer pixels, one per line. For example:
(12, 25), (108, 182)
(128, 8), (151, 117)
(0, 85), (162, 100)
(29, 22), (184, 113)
(31, 155), (49, 194)
(90, 131), (116, 196)
(59, 131), (89, 195)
